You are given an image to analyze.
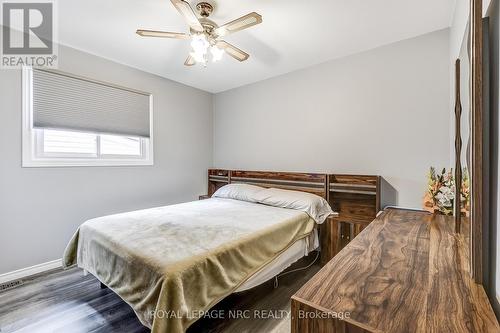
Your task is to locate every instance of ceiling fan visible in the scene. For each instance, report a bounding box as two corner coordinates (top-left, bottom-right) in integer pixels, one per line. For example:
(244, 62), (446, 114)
(136, 0), (262, 66)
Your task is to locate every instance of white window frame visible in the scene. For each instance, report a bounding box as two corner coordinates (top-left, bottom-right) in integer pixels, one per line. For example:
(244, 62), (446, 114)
(22, 66), (154, 167)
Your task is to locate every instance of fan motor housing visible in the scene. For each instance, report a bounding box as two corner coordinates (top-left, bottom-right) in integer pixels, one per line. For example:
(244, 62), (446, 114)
(196, 2), (214, 17)
(192, 2), (217, 35)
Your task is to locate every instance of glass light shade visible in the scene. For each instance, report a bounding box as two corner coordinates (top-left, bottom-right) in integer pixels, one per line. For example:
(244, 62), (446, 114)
(210, 46), (225, 62)
(190, 34), (209, 55)
(190, 51), (206, 64)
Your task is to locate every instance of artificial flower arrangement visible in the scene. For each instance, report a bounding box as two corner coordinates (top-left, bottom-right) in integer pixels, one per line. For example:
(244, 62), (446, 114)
(423, 167), (470, 216)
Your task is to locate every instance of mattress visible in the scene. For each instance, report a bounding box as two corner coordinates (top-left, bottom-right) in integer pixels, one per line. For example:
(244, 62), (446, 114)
(236, 228), (318, 291)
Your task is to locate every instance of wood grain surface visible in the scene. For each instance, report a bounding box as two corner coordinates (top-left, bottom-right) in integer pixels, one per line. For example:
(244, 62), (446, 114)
(292, 209), (500, 333)
(206, 169), (328, 198)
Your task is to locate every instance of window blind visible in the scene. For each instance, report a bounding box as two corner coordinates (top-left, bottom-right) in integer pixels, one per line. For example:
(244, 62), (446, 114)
(32, 69), (151, 138)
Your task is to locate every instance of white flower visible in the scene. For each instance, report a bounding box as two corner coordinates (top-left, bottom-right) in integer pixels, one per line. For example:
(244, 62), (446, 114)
(436, 186), (454, 208)
(439, 186), (454, 198)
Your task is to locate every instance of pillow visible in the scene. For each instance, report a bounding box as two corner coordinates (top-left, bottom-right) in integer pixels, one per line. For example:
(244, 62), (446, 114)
(253, 188), (333, 224)
(212, 183), (264, 203)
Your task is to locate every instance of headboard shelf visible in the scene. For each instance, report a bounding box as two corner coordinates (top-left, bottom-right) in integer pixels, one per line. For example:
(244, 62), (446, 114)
(209, 169), (229, 177)
(231, 177), (326, 196)
(206, 170), (381, 219)
(207, 169), (231, 194)
(327, 174), (381, 221)
(208, 175), (229, 182)
(228, 170), (328, 198)
(231, 177), (323, 187)
(330, 183), (376, 188)
(330, 188), (377, 196)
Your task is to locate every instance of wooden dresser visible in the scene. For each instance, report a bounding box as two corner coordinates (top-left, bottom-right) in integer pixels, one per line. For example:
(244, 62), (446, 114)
(291, 208), (500, 333)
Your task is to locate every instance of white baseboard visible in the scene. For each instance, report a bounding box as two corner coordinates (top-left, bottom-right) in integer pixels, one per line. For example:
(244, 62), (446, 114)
(0, 259), (62, 284)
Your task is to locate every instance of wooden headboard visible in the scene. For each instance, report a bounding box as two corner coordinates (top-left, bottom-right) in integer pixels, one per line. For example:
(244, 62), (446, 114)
(206, 169), (381, 220)
(208, 169), (328, 198)
(206, 169), (381, 264)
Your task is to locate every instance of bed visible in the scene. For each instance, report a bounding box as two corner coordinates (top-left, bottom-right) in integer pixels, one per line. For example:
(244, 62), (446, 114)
(63, 173), (334, 333)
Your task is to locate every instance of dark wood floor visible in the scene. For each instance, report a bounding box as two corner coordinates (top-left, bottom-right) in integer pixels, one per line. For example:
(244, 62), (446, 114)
(0, 256), (319, 333)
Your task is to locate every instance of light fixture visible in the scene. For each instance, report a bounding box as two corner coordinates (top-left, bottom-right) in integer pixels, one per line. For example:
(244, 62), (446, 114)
(190, 50), (206, 64)
(210, 45), (224, 62)
(136, 1), (262, 66)
(190, 34), (209, 54)
(188, 34), (225, 65)
(189, 34), (209, 64)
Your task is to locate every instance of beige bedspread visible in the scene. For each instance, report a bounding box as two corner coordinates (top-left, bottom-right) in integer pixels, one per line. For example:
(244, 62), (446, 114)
(63, 198), (315, 333)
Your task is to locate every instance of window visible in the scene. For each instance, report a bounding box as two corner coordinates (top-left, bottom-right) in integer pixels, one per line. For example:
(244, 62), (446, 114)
(34, 129), (146, 158)
(99, 134), (142, 156)
(22, 67), (153, 167)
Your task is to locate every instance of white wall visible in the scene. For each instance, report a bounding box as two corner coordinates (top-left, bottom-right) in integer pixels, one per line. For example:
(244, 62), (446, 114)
(0, 43), (213, 275)
(214, 29), (451, 209)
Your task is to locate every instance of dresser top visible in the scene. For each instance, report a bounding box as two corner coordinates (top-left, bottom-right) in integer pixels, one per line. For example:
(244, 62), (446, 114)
(292, 208), (499, 333)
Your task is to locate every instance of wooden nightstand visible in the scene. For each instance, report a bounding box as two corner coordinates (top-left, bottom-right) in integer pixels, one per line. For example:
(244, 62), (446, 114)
(320, 215), (339, 265)
(321, 175), (381, 265)
(320, 214), (371, 265)
(198, 195), (210, 200)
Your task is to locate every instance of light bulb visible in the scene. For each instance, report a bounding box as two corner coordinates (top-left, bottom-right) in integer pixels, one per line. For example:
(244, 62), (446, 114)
(190, 34), (209, 55)
(190, 51), (206, 64)
(210, 46), (225, 62)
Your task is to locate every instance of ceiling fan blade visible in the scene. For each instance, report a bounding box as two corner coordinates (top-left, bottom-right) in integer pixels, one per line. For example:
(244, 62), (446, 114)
(184, 54), (196, 66)
(214, 12), (262, 37)
(136, 29), (190, 39)
(170, 0), (204, 33)
(216, 41), (249, 62)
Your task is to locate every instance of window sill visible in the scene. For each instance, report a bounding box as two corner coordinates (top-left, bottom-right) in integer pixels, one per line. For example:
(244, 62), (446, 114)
(22, 157), (154, 168)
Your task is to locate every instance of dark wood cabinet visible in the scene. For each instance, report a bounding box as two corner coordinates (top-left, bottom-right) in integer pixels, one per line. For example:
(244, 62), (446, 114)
(320, 175), (381, 265)
(320, 218), (373, 265)
(338, 221), (352, 248)
(327, 175), (380, 222)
